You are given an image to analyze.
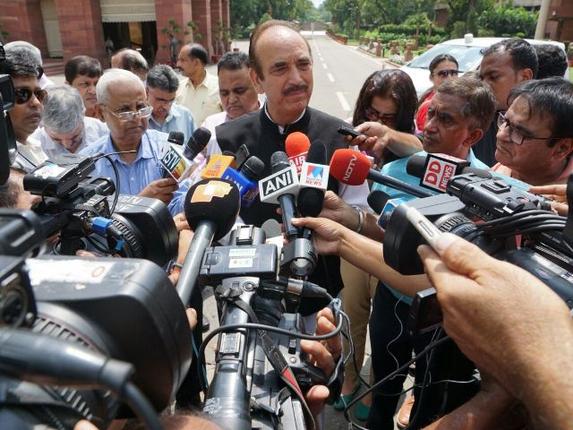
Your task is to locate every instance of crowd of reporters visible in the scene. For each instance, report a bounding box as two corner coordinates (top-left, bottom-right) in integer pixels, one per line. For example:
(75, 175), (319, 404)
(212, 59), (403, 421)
(1, 20), (573, 430)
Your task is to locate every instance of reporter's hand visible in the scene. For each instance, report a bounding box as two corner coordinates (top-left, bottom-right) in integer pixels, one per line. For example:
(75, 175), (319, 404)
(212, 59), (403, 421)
(74, 421), (98, 430)
(349, 121), (392, 161)
(186, 308), (197, 331)
(300, 307), (342, 418)
(168, 229), (194, 284)
(292, 216), (349, 255)
(529, 184), (568, 216)
(417, 233), (572, 397)
(318, 191), (361, 231)
(173, 212), (190, 231)
(139, 177), (178, 203)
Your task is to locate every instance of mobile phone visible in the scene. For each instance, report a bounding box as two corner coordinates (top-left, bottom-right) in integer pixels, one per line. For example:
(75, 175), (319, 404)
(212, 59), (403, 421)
(337, 126), (361, 139)
(404, 206), (444, 251)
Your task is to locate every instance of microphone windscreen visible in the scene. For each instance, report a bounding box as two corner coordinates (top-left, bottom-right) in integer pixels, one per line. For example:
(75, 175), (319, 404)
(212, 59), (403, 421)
(306, 140), (327, 164)
(368, 190), (391, 214)
(240, 156), (265, 180)
(168, 131), (185, 146)
(297, 187), (325, 217)
(184, 127), (211, 159)
(261, 219), (282, 238)
(405, 154), (428, 179)
(285, 132), (311, 157)
(329, 149), (371, 185)
(184, 179), (240, 241)
(270, 151), (290, 173)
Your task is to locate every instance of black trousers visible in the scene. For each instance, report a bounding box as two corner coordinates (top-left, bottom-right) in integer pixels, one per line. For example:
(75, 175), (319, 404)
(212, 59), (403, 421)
(368, 284), (480, 429)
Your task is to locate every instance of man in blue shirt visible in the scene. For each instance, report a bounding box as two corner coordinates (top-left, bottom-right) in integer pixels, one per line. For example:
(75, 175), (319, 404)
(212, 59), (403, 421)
(146, 64), (196, 142)
(80, 69), (177, 203)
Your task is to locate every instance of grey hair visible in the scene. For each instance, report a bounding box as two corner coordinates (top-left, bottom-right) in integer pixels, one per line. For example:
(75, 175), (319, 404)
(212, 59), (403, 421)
(43, 85), (85, 134)
(4, 41), (43, 65)
(96, 68), (145, 105)
(146, 64), (180, 93)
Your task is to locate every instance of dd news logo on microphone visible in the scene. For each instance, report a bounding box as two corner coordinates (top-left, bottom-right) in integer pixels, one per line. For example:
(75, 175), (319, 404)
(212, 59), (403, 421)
(421, 154), (468, 192)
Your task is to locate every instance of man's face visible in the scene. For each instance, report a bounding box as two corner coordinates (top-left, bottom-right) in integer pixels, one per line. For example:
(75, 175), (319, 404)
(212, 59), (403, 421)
(177, 47), (199, 78)
(70, 75), (99, 111)
(9, 76), (44, 141)
(218, 67), (260, 120)
(250, 26), (313, 123)
(147, 86), (176, 122)
(479, 51), (527, 111)
(423, 92), (480, 159)
(495, 96), (563, 174)
(100, 80), (148, 148)
(46, 123), (84, 153)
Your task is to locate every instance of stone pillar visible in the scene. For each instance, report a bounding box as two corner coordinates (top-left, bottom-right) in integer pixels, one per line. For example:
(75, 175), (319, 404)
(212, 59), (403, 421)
(191, 0), (213, 61)
(210, 0), (222, 56)
(1, 0), (48, 57)
(154, 0), (194, 64)
(221, 0), (231, 51)
(54, 0), (106, 65)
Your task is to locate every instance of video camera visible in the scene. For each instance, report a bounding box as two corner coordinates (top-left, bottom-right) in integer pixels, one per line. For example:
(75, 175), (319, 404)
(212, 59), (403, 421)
(199, 224), (344, 430)
(383, 171), (573, 334)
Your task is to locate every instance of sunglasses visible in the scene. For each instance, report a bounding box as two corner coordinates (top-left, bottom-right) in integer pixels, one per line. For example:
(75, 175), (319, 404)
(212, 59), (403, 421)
(435, 69), (459, 78)
(14, 87), (47, 104)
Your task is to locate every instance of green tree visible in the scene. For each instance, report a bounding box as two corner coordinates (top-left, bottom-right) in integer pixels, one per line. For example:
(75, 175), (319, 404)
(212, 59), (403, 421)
(445, 0), (494, 35)
(478, 4), (538, 38)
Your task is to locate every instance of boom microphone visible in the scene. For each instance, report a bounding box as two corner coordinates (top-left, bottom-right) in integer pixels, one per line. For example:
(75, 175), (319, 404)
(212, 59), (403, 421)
(406, 153), (492, 193)
(176, 179), (240, 305)
(329, 149), (432, 198)
(285, 132), (311, 175)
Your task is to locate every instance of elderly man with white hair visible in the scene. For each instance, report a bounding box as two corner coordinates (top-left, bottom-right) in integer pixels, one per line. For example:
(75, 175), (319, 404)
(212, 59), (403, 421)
(79, 69), (177, 203)
(31, 85), (108, 159)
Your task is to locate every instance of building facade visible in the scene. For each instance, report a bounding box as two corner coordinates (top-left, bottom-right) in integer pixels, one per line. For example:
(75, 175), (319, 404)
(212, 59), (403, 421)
(0, 0), (231, 66)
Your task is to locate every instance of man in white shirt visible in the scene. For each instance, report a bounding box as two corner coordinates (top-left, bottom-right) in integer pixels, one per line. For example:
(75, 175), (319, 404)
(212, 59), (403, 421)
(175, 43), (222, 126)
(31, 85), (108, 159)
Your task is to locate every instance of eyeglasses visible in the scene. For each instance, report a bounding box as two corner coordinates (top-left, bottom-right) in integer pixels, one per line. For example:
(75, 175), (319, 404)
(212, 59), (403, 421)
(497, 112), (554, 145)
(435, 69), (459, 78)
(14, 87), (47, 104)
(106, 105), (153, 121)
(365, 107), (397, 125)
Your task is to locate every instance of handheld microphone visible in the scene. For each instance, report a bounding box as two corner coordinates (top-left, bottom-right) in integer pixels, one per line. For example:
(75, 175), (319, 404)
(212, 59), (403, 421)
(285, 132), (311, 175)
(167, 131), (185, 146)
(201, 154), (235, 179)
(406, 153), (492, 193)
(329, 149), (433, 198)
(176, 179), (240, 305)
(221, 155), (265, 207)
(183, 127), (211, 161)
(262, 151), (299, 240)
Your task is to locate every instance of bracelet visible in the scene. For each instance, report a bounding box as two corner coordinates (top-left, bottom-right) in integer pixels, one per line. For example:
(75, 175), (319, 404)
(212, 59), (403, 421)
(353, 206), (364, 234)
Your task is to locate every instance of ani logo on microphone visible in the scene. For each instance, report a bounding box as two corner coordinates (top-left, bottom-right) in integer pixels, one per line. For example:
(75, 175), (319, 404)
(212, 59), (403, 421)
(258, 165), (299, 203)
(300, 162), (330, 190)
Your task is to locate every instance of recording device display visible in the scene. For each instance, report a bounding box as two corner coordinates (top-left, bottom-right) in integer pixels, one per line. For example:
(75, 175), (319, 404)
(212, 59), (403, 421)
(337, 125), (361, 139)
(383, 172), (573, 335)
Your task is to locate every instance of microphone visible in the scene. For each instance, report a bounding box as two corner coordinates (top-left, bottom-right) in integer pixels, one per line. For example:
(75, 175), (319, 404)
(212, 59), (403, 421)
(183, 127), (211, 161)
(168, 131), (185, 146)
(259, 151), (299, 240)
(285, 132), (311, 175)
(221, 155), (265, 207)
(201, 154), (235, 179)
(297, 142), (328, 217)
(329, 149), (433, 198)
(176, 179), (241, 305)
(406, 153), (492, 193)
(367, 190), (390, 214)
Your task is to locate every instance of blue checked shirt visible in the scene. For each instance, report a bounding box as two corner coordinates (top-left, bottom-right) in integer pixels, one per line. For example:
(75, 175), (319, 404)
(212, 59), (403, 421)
(80, 129), (170, 196)
(148, 103), (196, 143)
